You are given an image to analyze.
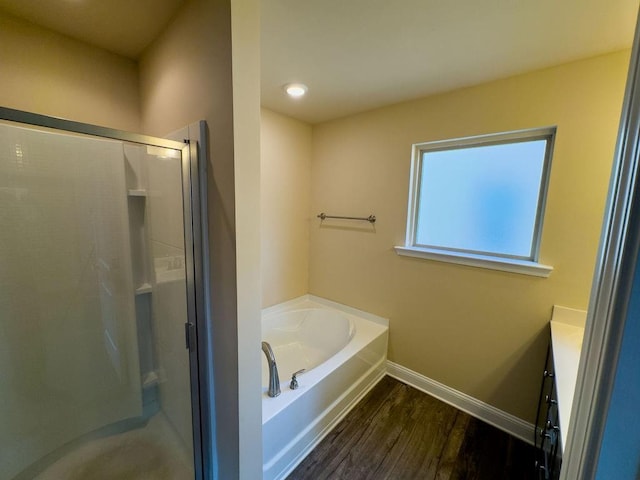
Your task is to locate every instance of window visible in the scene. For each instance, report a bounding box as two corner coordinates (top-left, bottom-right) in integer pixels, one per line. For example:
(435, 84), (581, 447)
(395, 127), (555, 277)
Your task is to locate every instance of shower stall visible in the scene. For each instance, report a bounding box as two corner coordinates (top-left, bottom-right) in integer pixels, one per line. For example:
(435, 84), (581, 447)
(0, 108), (207, 479)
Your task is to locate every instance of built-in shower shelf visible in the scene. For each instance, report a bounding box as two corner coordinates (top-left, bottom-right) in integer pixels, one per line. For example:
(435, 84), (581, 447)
(135, 283), (153, 295)
(128, 189), (147, 197)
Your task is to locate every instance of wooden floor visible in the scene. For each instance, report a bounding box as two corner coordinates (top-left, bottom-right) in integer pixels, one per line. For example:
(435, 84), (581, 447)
(288, 376), (536, 480)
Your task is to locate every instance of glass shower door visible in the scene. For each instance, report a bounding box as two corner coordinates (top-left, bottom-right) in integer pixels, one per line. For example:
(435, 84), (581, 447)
(0, 119), (198, 479)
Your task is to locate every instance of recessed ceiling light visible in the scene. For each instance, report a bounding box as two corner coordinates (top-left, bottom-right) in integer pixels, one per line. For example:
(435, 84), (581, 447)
(284, 83), (308, 98)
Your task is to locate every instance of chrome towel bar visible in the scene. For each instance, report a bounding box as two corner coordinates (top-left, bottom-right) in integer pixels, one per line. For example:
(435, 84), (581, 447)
(317, 212), (376, 223)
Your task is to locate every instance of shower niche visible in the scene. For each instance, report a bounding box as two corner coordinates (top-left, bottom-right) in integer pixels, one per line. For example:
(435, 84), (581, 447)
(123, 142), (193, 451)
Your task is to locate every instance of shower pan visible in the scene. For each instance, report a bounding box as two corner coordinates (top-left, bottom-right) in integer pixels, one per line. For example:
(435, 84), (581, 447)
(0, 108), (208, 479)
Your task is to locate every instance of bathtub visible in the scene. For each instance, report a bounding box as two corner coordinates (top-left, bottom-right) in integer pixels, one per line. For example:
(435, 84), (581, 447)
(261, 295), (388, 480)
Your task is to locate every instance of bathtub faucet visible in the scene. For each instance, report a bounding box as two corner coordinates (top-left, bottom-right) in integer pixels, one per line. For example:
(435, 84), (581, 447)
(261, 341), (281, 397)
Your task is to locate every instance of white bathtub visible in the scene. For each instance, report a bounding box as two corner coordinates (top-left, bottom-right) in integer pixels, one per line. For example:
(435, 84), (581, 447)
(261, 295), (388, 480)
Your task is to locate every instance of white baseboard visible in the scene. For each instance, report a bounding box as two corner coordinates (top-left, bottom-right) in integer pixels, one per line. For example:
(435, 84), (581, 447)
(386, 361), (535, 445)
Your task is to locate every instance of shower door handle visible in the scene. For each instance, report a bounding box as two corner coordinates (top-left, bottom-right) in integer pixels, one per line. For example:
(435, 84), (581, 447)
(185, 322), (196, 351)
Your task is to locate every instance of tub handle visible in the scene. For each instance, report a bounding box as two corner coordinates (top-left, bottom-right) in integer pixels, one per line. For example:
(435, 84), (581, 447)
(290, 369), (306, 390)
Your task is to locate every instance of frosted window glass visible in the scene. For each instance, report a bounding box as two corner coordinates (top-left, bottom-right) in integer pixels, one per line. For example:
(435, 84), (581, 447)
(415, 140), (547, 258)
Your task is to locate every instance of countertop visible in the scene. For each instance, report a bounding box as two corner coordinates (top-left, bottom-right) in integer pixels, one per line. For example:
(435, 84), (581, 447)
(550, 305), (586, 449)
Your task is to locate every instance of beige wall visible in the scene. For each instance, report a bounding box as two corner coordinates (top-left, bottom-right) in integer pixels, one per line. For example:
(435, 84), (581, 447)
(261, 108), (312, 307)
(0, 12), (139, 131)
(139, 0), (261, 477)
(309, 51), (630, 422)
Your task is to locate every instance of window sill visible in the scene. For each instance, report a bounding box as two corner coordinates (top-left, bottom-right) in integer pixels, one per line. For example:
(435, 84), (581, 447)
(394, 246), (553, 278)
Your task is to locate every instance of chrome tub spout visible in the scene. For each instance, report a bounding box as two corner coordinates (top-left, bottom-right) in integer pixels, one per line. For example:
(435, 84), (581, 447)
(261, 341), (281, 397)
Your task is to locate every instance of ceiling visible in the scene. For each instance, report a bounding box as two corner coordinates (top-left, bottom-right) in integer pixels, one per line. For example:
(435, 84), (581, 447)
(1, 0), (637, 124)
(261, 0), (640, 124)
(0, 0), (185, 58)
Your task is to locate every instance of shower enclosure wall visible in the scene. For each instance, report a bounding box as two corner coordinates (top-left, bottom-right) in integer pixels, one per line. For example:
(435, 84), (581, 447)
(0, 110), (206, 479)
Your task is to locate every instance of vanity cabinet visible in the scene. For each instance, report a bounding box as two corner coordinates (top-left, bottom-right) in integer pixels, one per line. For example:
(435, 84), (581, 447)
(534, 306), (586, 479)
(534, 344), (562, 480)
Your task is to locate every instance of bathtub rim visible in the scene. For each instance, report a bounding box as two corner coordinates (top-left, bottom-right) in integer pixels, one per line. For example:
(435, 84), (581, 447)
(262, 294), (389, 328)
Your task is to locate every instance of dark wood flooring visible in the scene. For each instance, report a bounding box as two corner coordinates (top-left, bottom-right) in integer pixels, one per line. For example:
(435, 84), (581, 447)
(288, 376), (536, 480)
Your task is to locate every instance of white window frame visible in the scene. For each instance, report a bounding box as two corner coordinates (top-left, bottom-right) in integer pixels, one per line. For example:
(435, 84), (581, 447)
(395, 127), (555, 277)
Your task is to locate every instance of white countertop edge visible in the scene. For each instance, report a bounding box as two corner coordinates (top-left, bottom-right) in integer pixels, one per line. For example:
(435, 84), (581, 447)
(552, 305), (588, 328)
(550, 305), (586, 451)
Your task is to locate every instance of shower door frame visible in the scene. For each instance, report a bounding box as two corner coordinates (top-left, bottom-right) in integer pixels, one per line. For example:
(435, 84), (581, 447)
(0, 106), (210, 480)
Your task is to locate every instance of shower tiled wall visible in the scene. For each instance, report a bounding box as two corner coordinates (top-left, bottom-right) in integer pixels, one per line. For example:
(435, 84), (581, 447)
(0, 123), (142, 480)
